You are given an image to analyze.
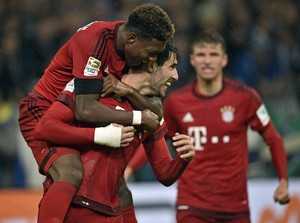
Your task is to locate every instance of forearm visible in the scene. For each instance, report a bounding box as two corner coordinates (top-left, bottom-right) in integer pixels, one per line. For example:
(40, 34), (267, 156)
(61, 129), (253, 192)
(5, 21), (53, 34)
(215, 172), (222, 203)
(125, 88), (163, 120)
(101, 75), (163, 119)
(154, 157), (188, 186)
(262, 122), (288, 180)
(144, 139), (189, 186)
(35, 117), (94, 145)
(75, 94), (135, 126)
(35, 103), (123, 148)
(34, 102), (94, 145)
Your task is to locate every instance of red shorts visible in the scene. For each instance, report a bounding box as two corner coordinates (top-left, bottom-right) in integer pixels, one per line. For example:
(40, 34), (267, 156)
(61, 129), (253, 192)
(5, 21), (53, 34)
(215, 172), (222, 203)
(18, 90), (78, 175)
(65, 205), (123, 223)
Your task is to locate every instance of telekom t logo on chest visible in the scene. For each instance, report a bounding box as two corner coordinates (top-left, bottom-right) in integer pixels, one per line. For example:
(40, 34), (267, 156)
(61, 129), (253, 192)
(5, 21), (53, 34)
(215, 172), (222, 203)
(188, 126), (230, 151)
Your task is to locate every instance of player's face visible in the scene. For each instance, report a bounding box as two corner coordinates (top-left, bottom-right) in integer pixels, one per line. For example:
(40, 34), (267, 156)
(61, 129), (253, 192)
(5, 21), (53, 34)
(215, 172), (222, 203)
(149, 53), (179, 97)
(124, 36), (166, 67)
(190, 43), (227, 81)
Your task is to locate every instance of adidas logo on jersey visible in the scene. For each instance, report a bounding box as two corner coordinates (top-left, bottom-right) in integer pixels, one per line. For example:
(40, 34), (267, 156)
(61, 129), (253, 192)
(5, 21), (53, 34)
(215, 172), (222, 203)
(183, 112), (194, 122)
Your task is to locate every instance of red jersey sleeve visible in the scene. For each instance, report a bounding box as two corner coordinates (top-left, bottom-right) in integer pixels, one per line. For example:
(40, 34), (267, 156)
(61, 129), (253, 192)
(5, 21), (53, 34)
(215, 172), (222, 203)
(143, 137), (189, 186)
(34, 99), (95, 146)
(70, 21), (125, 80)
(70, 25), (104, 79)
(261, 121), (288, 179)
(247, 88), (288, 180)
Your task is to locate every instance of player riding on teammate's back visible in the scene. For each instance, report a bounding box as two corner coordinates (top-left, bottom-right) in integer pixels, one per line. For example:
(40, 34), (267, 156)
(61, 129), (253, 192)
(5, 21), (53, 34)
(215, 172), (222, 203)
(18, 4), (175, 223)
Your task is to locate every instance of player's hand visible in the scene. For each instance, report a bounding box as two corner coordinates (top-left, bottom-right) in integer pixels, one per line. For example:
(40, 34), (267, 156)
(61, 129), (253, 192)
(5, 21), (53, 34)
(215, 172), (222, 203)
(273, 178), (290, 205)
(140, 109), (159, 133)
(172, 133), (195, 162)
(112, 123), (135, 147)
(102, 75), (133, 97)
(94, 123), (134, 148)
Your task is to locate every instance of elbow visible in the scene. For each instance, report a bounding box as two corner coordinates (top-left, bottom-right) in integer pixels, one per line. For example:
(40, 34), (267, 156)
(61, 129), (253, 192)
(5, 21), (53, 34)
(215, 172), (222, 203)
(157, 176), (176, 187)
(74, 108), (93, 123)
(33, 121), (47, 141)
(33, 129), (41, 140)
(159, 180), (174, 187)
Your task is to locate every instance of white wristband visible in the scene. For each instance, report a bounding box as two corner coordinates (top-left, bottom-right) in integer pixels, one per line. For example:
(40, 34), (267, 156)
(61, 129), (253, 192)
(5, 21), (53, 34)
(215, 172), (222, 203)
(94, 124), (122, 148)
(132, 110), (142, 125)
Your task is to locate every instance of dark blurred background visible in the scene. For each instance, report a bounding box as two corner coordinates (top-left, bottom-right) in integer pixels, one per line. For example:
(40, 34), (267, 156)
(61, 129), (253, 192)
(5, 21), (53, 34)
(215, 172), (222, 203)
(0, 0), (299, 188)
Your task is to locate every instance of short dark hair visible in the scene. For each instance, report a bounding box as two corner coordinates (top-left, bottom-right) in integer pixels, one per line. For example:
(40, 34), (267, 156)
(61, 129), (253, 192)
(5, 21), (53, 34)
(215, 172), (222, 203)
(156, 41), (180, 66)
(191, 29), (226, 53)
(126, 4), (175, 42)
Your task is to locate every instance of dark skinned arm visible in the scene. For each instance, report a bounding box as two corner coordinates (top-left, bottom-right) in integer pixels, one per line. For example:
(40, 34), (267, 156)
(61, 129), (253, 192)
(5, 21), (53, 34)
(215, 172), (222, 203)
(101, 75), (163, 120)
(75, 94), (159, 133)
(75, 93), (133, 126)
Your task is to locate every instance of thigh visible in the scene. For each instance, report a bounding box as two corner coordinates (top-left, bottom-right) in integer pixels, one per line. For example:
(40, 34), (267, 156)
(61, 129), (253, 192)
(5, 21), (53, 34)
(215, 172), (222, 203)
(18, 94), (51, 141)
(18, 95), (51, 173)
(41, 150), (82, 192)
(65, 206), (123, 223)
(44, 147), (81, 178)
(48, 152), (82, 177)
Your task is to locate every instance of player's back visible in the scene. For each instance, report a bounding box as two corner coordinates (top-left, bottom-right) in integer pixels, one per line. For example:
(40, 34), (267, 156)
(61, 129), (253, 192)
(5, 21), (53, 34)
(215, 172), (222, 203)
(33, 20), (126, 103)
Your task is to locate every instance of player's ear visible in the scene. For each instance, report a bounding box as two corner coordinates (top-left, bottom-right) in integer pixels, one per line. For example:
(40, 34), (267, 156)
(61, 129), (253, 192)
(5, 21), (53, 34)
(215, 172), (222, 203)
(148, 61), (158, 73)
(222, 54), (228, 68)
(127, 32), (137, 44)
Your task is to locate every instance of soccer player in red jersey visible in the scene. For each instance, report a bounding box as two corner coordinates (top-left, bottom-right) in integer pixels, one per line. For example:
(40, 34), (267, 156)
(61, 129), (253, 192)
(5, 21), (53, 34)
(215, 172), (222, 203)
(34, 42), (195, 222)
(18, 3), (175, 223)
(125, 30), (290, 223)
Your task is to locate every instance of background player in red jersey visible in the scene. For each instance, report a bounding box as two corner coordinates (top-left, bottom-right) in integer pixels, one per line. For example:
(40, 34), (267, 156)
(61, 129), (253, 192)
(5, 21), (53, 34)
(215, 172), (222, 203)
(18, 3), (175, 223)
(34, 42), (195, 222)
(125, 30), (290, 223)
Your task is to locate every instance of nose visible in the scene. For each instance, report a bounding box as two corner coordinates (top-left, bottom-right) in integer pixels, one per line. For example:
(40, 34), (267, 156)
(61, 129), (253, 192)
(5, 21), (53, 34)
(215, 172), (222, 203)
(204, 55), (211, 63)
(173, 69), (179, 81)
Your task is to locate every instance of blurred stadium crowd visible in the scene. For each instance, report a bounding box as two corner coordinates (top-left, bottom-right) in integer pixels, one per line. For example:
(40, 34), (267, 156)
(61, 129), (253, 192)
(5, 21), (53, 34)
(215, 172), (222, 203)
(0, 0), (299, 187)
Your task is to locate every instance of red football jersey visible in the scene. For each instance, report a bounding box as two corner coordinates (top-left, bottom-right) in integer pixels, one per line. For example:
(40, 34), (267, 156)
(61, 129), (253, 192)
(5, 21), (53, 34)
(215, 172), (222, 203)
(34, 21), (126, 103)
(163, 78), (287, 214)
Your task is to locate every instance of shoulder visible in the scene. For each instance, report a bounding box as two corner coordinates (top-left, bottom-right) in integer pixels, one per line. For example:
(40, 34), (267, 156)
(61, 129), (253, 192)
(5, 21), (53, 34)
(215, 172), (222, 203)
(224, 78), (262, 103)
(76, 20), (125, 32)
(72, 21), (125, 41)
(167, 82), (194, 99)
(163, 82), (194, 110)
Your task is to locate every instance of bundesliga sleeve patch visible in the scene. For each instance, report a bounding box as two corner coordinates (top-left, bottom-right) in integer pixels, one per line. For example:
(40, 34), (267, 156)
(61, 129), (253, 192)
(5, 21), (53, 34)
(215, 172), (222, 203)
(84, 57), (101, 76)
(256, 104), (270, 126)
(64, 79), (75, 92)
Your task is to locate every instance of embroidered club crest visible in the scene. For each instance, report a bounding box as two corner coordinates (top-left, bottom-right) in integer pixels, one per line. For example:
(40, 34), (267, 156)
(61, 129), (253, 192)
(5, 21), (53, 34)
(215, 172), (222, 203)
(220, 105), (235, 123)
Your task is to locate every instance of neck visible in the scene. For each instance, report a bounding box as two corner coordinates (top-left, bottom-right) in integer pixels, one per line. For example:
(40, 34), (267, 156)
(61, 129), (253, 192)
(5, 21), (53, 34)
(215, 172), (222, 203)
(196, 75), (223, 96)
(122, 72), (152, 94)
